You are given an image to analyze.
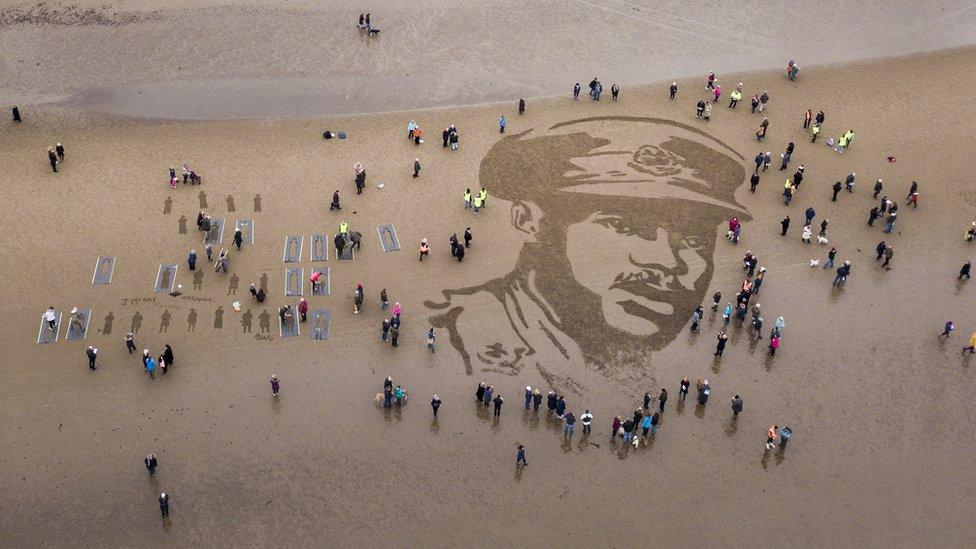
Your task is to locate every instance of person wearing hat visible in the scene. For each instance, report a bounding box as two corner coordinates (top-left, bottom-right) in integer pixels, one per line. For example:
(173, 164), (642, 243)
(428, 116), (751, 390)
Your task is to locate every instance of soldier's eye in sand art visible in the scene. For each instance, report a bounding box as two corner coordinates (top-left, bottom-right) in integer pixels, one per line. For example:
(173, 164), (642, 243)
(426, 116), (748, 387)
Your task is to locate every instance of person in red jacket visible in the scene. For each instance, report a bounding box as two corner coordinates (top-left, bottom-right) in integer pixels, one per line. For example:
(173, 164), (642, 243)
(297, 297), (309, 322)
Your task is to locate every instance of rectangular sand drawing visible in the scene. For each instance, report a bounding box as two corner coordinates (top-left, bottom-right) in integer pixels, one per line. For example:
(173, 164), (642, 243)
(65, 307), (92, 340)
(92, 256), (116, 284)
(377, 224), (401, 252)
(310, 233), (329, 261)
(284, 267), (304, 297)
(310, 309), (331, 340)
(37, 309), (62, 344)
(155, 264), (178, 293)
(280, 303), (301, 337)
(310, 267), (330, 296)
(235, 219), (255, 245)
(283, 235), (303, 263)
(204, 218), (225, 245)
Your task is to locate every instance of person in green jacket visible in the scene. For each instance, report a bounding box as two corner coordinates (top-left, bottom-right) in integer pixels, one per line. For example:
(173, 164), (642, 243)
(473, 193), (483, 213)
(463, 188), (472, 209)
(478, 188), (488, 209)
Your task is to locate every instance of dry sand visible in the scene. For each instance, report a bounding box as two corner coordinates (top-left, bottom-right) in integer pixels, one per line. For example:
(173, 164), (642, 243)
(2, 5), (976, 546)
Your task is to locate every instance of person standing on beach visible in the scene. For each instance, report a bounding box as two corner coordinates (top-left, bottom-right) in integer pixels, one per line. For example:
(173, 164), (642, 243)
(963, 331), (976, 353)
(715, 332), (728, 357)
(499, 115), (507, 134)
(706, 71), (715, 89)
(48, 147), (59, 172)
(125, 332), (136, 353)
(493, 394), (504, 417)
(573, 83), (581, 100)
(766, 426), (778, 450)
(426, 327), (436, 352)
(159, 493), (170, 518)
(779, 426), (793, 450)
(669, 81), (678, 100)
(697, 379), (710, 405)
(413, 159), (421, 178)
(703, 101), (712, 121)
(86, 346), (97, 371)
(270, 374), (280, 397)
(532, 389), (542, 412)
(803, 109), (812, 129)
(882, 245), (894, 269)
(757, 118), (769, 141)
(959, 261), (971, 280)
(431, 394), (441, 416)
(580, 409), (593, 434)
(781, 216), (791, 236)
(832, 181), (842, 202)
(611, 84), (619, 100)
(658, 388), (668, 412)
(680, 377), (690, 401)
(564, 411), (577, 436)
(731, 395), (743, 418)
(145, 453), (158, 476)
(728, 87), (741, 108)
(696, 100), (705, 118)
(233, 228), (243, 250)
(820, 218), (829, 237)
(516, 444), (527, 466)
(519, 98), (525, 114)
(749, 171), (760, 192)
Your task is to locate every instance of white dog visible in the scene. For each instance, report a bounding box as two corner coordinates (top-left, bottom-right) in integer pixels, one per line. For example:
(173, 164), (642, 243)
(817, 236), (829, 245)
(809, 259), (820, 267)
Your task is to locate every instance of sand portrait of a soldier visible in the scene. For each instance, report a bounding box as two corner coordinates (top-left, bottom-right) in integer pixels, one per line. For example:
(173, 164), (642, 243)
(426, 116), (749, 390)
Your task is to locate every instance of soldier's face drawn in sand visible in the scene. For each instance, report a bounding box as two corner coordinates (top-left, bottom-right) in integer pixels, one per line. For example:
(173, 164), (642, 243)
(428, 117), (747, 380)
(565, 208), (711, 336)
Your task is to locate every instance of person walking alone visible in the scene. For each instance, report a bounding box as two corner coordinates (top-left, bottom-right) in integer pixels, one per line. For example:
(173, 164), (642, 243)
(431, 394), (441, 417)
(413, 159), (421, 178)
(270, 374), (280, 397)
(516, 444), (527, 466)
(940, 321), (955, 339)
(498, 115), (507, 134)
(86, 346), (98, 371)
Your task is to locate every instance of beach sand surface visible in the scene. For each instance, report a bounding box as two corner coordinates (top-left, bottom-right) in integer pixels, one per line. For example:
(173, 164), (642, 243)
(1, 48), (976, 545)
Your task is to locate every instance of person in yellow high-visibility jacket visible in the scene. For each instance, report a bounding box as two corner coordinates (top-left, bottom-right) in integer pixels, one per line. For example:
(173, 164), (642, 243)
(478, 188), (488, 209)
(339, 221), (348, 235)
(728, 89), (742, 108)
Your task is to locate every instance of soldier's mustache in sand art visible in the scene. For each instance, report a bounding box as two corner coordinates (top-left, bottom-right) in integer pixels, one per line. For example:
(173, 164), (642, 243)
(426, 117), (749, 391)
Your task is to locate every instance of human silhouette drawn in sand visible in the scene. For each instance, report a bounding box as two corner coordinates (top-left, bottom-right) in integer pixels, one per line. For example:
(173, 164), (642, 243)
(102, 311), (114, 335)
(159, 310), (171, 333)
(131, 311), (143, 334)
(242, 309), (252, 333)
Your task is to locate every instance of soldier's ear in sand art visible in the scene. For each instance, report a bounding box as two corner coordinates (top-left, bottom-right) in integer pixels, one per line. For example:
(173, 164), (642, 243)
(426, 117), (748, 388)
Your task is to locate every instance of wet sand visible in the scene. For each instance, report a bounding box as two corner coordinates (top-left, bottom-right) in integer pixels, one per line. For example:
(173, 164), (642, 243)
(2, 43), (976, 546)
(2, 0), (976, 118)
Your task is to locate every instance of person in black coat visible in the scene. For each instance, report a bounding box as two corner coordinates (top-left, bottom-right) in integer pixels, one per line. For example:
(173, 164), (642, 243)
(832, 181), (842, 201)
(163, 345), (174, 366)
(330, 191), (341, 210)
